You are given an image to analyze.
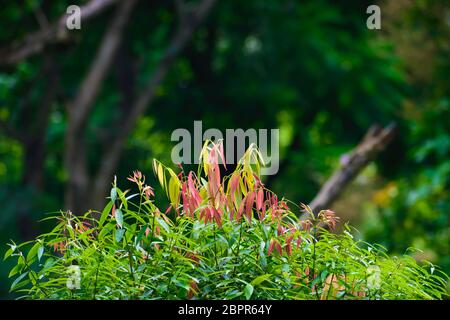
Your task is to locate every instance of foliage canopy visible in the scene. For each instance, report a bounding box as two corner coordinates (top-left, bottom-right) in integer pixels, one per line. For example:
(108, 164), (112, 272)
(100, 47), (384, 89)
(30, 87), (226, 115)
(5, 142), (448, 299)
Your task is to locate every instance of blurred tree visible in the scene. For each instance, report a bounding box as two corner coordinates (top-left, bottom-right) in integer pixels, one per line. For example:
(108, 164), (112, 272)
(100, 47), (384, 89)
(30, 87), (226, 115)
(0, 0), (217, 217)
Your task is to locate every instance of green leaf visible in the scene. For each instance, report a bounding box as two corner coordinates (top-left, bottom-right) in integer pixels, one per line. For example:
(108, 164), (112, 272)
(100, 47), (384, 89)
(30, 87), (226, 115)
(244, 283), (254, 299)
(135, 225), (147, 244)
(8, 264), (23, 278)
(110, 187), (117, 202)
(168, 174), (181, 207)
(98, 201), (113, 228)
(4, 247), (15, 261)
(251, 274), (271, 286)
(10, 272), (29, 292)
(116, 188), (129, 210)
(42, 257), (55, 271)
(98, 222), (113, 240)
(156, 217), (171, 234)
(153, 161), (165, 190)
(115, 208), (123, 228)
(37, 245), (44, 262)
(320, 269), (329, 282)
(115, 228), (125, 242)
(26, 242), (41, 262)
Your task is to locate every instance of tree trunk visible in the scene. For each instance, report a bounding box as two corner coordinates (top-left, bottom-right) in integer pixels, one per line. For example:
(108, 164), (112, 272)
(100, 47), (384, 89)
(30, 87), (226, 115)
(63, 0), (137, 214)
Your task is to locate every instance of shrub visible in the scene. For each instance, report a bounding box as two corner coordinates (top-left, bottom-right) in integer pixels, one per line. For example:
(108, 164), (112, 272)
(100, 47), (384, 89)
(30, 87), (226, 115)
(5, 141), (448, 299)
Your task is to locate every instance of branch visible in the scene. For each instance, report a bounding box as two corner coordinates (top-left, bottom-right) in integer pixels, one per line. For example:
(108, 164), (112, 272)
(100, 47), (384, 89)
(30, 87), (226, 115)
(0, 0), (119, 65)
(67, 0), (137, 130)
(93, 0), (218, 203)
(304, 123), (397, 219)
(22, 52), (60, 189)
(33, 53), (60, 136)
(64, 0), (137, 211)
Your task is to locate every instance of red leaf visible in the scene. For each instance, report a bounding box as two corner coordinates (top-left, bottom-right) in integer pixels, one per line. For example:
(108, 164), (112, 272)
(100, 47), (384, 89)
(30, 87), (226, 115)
(268, 239), (275, 256)
(188, 172), (196, 192)
(285, 236), (293, 255)
(229, 207), (236, 221)
(296, 237), (302, 248)
(229, 173), (240, 199)
(285, 242), (292, 256)
(259, 202), (266, 221)
(111, 204), (116, 218)
(237, 198), (245, 221)
(277, 223), (285, 235)
(256, 188), (264, 211)
(187, 280), (199, 299)
(245, 191), (256, 222)
(212, 207), (222, 228)
(275, 241), (283, 256)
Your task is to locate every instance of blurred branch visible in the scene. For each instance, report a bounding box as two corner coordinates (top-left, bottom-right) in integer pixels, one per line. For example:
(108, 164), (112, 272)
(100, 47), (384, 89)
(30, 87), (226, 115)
(64, 0), (137, 212)
(304, 123), (397, 219)
(0, 0), (119, 65)
(92, 0), (218, 208)
(66, 0), (136, 130)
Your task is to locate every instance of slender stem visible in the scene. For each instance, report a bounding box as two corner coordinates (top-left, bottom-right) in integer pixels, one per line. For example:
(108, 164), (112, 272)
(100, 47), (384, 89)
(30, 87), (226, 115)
(311, 226), (320, 300)
(92, 261), (100, 299)
(232, 218), (244, 275)
(137, 185), (143, 216)
(22, 253), (49, 298)
(213, 224), (219, 268)
(325, 273), (334, 300)
(123, 226), (137, 298)
(127, 245), (137, 295)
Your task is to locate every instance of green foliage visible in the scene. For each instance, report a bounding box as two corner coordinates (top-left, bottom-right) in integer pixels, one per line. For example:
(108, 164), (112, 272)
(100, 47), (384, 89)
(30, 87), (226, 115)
(6, 143), (448, 300)
(362, 103), (450, 275)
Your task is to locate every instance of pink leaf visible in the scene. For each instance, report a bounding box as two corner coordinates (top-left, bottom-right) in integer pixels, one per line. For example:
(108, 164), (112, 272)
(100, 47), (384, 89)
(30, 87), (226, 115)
(237, 198), (245, 221)
(260, 202), (266, 220)
(245, 191), (256, 222)
(275, 241), (283, 256)
(268, 239), (275, 256)
(256, 188), (264, 211)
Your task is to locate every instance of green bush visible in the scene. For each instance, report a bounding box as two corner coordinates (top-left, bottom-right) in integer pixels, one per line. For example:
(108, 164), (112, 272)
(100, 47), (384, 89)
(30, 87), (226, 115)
(5, 142), (448, 299)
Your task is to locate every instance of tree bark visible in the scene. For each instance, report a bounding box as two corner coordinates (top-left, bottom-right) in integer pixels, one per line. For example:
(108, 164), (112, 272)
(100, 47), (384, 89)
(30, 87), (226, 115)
(22, 55), (59, 189)
(90, 0), (218, 211)
(303, 123), (397, 220)
(64, 0), (137, 214)
(17, 54), (60, 240)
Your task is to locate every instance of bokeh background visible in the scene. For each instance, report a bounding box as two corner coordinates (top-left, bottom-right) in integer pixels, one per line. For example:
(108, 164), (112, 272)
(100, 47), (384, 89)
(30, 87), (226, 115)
(0, 0), (449, 298)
